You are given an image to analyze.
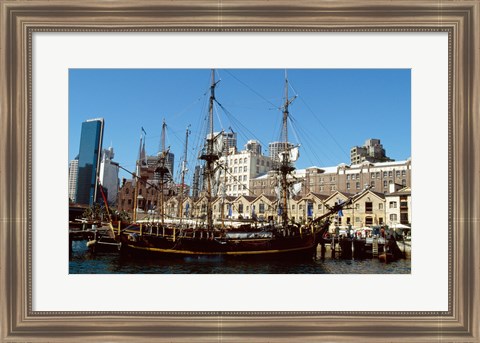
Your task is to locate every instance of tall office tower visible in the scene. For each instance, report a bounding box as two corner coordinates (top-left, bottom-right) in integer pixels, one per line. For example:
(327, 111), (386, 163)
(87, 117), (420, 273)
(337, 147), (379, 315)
(75, 118), (104, 205)
(245, 140), (262, 155)
(222, 131), (237, 152)
(99, 146), (120, 205)
(268, 141), (294, 163)
(68, 156), (79, 202)
(209, 131), (237, 154)
(192, 165), (204, 199)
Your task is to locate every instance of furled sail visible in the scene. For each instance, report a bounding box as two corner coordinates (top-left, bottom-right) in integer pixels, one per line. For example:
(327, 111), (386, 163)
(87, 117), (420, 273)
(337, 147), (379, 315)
(289, 146), (300, 162)
(212, 132), (224, 156)
(277, 145), (300, 163)
(289, 182), (302, 198)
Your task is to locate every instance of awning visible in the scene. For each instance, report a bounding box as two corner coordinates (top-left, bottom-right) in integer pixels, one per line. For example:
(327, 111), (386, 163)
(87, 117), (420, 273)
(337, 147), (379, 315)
(392, 223), (410, 229)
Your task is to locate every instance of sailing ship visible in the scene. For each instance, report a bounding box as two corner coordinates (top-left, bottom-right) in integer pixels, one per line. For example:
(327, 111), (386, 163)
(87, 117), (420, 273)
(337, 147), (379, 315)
(110, 69), (359, 258)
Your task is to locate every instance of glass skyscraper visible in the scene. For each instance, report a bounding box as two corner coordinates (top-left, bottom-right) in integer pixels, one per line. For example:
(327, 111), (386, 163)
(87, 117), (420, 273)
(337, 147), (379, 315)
(75, 118), (104, 205)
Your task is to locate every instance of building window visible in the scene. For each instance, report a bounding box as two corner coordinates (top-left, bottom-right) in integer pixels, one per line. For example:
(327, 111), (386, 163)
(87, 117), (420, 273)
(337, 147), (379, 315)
(356, 182), (360, 189)
(376, 172), (380, 178)
(402, 170), (406, 176)
(402, 179), (407, 186)
(379, 217), (384, 225)
(125, 188), (129, 195)
(370, 181), (375, 187)
(356, 174), (360, 180)
(234, 159), (237, 164)
(259, 203), (265, 213)
(243, 175), (247, 181)
(346, 183), (350, 190)
(383, 171), (387, 178)
(383, 180), (388, 188)
(389, 201), (397, 208)
(238, 204), (244, 213)
(365, 202), (373, 213)
(396, 170), (400, 177)
(318, 204), (322, 210)
(355, 203), (360, 210)
(365, 216), (373, 225)
(379, 203), (384, 210)
(390, 214), (398, 221)
(346, 175), (350, 180)
(299, 205), (303, 210)
(292, 204), (295, 210)
(371, 173), (375, 179)
(243, 166), (247, 172)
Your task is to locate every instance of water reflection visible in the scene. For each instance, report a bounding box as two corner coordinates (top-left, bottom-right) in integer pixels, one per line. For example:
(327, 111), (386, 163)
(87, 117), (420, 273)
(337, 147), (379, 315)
(70, 240), (411, 274)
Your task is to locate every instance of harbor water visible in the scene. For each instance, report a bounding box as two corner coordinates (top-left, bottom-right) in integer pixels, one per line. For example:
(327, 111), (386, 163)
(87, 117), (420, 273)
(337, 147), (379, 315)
(69, 240), (411, 274)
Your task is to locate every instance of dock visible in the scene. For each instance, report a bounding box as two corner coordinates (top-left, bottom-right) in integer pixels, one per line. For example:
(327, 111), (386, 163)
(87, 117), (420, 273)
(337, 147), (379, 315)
(317, 236), (410, 261)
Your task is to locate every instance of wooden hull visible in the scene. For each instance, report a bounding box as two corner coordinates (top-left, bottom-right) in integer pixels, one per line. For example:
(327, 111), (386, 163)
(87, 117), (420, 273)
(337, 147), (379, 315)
(116, 231), (317, 259)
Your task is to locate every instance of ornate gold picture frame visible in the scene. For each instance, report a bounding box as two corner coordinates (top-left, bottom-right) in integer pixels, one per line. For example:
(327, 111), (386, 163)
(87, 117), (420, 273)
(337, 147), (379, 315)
(1, 1), (479, 341)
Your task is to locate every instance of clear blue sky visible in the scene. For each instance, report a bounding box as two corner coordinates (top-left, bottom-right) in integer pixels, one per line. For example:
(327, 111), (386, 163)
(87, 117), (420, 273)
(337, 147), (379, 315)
(69, 69), (411, 184)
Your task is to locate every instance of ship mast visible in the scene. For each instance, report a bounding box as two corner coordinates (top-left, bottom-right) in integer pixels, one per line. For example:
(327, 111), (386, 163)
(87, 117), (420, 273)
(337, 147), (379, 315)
(156, 118), (169, 227)
(178, 125), (190, 224)
(221, 144), (228, 228)
(280, 70), (296, 228)
(133, 131), (145, 223)
(199, 69), (220, 230)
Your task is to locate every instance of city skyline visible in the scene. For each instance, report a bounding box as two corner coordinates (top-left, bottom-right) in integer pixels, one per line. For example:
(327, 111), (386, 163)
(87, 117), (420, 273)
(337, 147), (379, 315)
(69, 69), (411, 185)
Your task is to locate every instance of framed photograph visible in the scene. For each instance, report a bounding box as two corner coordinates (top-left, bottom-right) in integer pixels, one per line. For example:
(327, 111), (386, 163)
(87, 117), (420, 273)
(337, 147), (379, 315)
(1, 0), (479, 341)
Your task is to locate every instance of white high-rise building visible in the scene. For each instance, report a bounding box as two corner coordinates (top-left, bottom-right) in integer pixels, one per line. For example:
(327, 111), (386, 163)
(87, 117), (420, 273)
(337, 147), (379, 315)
(99, 146), (120, 205)
(217, 145), (274, 197)
(68, 157), (79, 202)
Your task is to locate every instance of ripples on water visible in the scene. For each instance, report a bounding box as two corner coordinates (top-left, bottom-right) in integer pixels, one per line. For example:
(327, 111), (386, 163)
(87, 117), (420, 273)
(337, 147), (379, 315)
(69, 240), (411, 274)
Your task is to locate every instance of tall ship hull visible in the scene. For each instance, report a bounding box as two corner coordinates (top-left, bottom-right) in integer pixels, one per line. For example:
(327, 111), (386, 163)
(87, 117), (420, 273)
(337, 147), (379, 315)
(114, 225), (326, 259)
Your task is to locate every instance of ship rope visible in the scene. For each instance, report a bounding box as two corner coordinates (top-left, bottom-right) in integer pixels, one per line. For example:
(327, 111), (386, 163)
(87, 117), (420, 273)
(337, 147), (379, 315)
(288, 79), (350, 162)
